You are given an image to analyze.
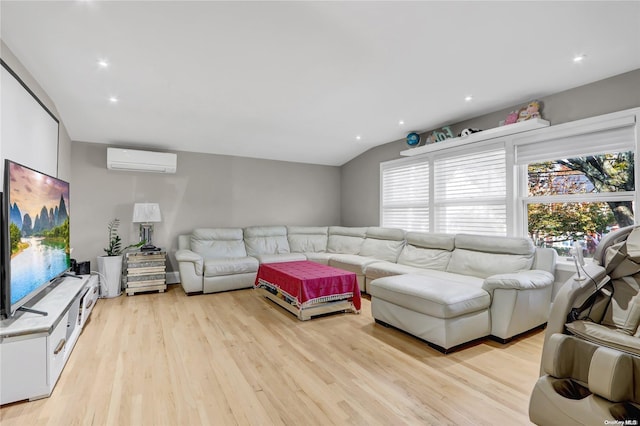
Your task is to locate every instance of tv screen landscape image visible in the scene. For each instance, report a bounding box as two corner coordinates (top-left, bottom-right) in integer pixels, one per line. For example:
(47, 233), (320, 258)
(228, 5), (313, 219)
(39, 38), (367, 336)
(3, 160), (70, 316)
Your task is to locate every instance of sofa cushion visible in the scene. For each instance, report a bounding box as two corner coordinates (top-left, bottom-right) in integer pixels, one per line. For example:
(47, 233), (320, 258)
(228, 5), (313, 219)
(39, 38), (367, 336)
(244, 225), (291, 257)
(327, 226), (367, 254)
(364, 227), (405, 241)
(365, 261), (428, 281)
(287, 226), (328, 253)
(369, 274), (489, 319)
(405, 232), (455, 251)
(397, 245), (452, 271)
(446, 234), (536, 279)
(304, 252), (334, 265)
(190, 228), (247, 258)
(329, 254), (379, 274)
(204, 257), (259, 277)
(447, 249), (535, 279)
(397, 232), (455, 270)
(359, 227), (405, 262)
(454, 234), (535, 255)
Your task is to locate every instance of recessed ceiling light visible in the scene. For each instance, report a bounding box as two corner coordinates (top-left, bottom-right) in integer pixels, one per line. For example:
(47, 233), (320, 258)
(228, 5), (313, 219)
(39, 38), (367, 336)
(98, 59), (109, 68)
(573, 54), (586, 63)
(464, 95), (473, 102)
(108, 96), (118, 103)
(355, 135), (361, 141)
(398, 120), (405, 126)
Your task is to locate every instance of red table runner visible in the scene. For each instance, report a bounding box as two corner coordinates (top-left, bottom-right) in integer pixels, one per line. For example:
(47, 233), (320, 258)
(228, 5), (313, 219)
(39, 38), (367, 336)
(254, 261), (361, 311)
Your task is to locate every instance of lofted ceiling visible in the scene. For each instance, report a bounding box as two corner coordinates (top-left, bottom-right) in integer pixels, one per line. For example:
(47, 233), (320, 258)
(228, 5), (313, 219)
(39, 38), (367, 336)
(1, 1), (639, 166)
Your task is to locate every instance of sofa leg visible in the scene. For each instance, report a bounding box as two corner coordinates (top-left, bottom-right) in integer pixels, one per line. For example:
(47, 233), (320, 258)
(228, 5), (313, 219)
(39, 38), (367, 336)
(489, 322), (547, 344)
(375, 319), (391, 327)
(427, 342), (451, 354)
(489, 336), (512, 344)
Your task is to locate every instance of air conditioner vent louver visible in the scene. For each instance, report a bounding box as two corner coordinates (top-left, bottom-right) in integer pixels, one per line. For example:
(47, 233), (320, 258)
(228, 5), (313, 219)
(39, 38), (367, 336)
(107, 148), (177, 174)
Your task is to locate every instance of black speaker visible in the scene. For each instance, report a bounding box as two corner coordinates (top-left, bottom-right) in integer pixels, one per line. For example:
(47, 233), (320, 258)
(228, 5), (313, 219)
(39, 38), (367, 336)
(73, 261), (90, 275)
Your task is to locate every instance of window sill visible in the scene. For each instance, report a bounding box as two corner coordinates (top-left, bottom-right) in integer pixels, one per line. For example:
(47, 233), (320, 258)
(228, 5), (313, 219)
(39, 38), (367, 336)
(554, 257), (596, 273)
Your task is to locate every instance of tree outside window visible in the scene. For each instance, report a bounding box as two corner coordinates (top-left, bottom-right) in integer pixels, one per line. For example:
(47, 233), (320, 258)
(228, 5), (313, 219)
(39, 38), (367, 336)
(527, 151), (634, 257)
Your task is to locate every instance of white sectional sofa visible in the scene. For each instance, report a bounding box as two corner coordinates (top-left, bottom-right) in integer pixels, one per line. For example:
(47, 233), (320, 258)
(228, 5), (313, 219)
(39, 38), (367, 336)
(369, 233), (557, 351)
(175, 225), (556, 351)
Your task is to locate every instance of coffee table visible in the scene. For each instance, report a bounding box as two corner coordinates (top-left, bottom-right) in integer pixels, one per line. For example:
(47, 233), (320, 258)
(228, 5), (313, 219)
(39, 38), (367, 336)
(254, 260), (361, 320)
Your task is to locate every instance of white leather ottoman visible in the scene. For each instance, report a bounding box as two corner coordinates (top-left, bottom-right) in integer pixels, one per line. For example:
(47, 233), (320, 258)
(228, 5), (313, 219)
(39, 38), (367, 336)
(369, 273), (491, 352)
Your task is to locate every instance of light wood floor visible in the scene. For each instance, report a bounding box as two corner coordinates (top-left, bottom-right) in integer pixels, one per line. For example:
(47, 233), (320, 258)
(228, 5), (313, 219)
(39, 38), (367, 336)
(0, 284), (543, 425)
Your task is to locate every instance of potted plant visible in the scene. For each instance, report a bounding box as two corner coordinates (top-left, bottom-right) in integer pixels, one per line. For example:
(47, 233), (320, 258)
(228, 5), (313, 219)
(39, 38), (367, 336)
(97, 219), (143, 298)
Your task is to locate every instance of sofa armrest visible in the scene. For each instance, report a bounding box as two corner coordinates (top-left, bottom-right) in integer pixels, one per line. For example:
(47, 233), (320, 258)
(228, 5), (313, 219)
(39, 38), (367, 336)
(485, 270), (556, 340)
(482, 270), (554, 295)
(176, 249), (204, 276)
(175, 249), (204, 294)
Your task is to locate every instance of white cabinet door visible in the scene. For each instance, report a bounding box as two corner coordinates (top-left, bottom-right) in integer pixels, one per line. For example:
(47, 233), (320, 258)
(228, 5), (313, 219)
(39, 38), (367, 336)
(47, 311), (70, 387)
(0, 336), (47, 404)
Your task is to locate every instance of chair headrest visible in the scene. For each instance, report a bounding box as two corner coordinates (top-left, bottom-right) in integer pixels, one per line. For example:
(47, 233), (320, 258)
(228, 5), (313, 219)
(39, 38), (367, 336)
(593, 225), (639, 266)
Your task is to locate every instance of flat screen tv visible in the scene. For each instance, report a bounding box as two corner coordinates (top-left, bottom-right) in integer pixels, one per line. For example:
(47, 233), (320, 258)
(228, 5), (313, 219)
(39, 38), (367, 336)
(1, 159), (71, 318)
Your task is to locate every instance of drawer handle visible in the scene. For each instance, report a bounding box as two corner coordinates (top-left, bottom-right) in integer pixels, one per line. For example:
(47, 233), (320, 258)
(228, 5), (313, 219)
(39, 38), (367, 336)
(85, 299), (94, 309)
(93, 287), (98, 294)
(54, 338), (66, 355)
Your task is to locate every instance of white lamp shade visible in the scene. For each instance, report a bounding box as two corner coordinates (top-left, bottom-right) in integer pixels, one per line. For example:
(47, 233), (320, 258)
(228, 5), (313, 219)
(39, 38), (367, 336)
(132, 203), (162, 223)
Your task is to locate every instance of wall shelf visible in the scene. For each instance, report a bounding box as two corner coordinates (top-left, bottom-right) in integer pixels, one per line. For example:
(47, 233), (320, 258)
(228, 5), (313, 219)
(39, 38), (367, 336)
(400, 118), (550, 157)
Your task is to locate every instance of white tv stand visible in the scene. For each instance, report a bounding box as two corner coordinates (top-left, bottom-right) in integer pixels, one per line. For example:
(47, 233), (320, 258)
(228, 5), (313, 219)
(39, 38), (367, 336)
(0, 274), (99, 405)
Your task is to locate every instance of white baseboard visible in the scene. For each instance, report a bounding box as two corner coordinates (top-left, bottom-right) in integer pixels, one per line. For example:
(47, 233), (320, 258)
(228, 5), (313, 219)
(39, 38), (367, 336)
(166, 271), (180, 284)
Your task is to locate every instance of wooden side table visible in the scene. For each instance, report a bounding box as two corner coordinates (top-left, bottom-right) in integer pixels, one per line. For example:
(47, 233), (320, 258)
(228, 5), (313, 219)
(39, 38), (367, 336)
(124, 250), (167, 295)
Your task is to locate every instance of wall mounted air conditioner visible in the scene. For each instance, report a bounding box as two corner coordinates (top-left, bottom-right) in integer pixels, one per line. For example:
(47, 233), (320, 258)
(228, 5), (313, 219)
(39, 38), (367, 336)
(107, 147), (177, 173)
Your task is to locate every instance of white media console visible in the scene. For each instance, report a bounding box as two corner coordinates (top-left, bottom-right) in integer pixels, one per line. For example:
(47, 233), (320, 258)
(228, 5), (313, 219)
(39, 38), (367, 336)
(0, 274), (99, 405)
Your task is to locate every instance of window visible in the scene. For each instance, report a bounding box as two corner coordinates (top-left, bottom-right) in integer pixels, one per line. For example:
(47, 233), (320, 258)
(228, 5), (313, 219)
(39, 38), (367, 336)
(380, 159), (429, 231)
(434, 147), (506, 235)
(516, 118), (636, 258)
(380, 108), (639, 245)
(380, 145), (507, 235)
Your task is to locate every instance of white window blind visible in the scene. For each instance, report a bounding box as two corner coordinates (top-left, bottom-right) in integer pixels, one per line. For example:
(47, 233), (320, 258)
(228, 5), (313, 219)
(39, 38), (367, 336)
(381, 160), (429, 231)
(515, 123), (635, 165)
(434, 148), (507, 235)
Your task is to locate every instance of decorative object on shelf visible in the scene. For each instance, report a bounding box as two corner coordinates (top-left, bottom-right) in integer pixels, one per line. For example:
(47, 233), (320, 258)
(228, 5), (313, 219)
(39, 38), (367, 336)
(426, 125), (454, 144)
(458, 128), (482, 137)
(132, 203), (162, 251)
(98, 218), (143, 298)
(517, 100), (543, 122)
(405, 132), (421, 147)
(501, 100), (544, 126)
(503, 110), (519, 126)
(400, 117), (550, 157)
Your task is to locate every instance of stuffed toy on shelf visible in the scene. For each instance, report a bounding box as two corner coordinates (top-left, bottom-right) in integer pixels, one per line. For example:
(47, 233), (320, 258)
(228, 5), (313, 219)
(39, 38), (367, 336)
(504, 110), (519, 125)
(517, 100), (543, 122)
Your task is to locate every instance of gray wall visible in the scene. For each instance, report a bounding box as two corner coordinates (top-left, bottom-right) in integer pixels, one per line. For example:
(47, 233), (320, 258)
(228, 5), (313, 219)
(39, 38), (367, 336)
(341, 68), (640, 226)
(0, 40), (72, 181)
(70, 142), (341, 274)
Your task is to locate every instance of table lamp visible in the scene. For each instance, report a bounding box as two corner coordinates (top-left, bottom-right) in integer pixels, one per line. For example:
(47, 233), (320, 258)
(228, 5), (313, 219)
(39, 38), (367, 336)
(132, 203), (162, 251)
